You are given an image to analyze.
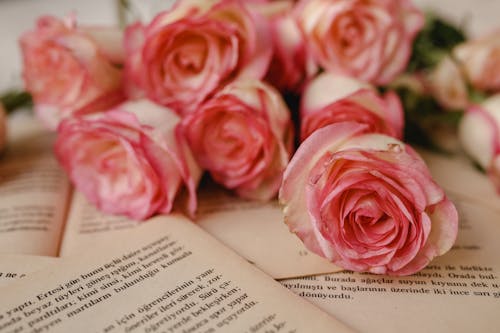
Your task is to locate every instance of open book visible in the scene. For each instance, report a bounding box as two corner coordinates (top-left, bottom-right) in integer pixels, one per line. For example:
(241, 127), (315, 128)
(0, 111), (340, 279)
(0, 213), (353, 332)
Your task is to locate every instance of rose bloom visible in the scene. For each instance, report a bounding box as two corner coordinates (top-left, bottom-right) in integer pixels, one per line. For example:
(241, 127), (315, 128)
(55, 99), (202, 220)
(301, 73), (404, 141)
(428, 56), (469, 110)
(459, 94), (500, 192)
(454, 30), (500, 93)
(182, 79), (293, 200)
(295, 0), (424, 85)
(20, 16), (124, 130)
(125, 0), (272, 116)
(280, 122), (458, 275)
(253, 0), (316, 92)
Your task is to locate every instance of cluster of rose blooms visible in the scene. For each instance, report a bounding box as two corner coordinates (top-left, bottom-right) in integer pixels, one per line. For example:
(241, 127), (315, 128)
(18, 0), (463, 276)
(424, 33), (500, 192)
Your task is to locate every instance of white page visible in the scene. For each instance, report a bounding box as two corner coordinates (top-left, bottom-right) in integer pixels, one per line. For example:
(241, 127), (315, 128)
(0, 111), (71, 256)
(196, 181), (341, 279)
(59, 185), (341, 279)
(0, 214), (353, 333)
(419, 148), (500, 213)
(0, 255), (59, 288)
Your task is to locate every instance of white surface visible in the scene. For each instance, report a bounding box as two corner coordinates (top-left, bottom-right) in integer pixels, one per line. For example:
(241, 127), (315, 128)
(413, 0), (499, 37)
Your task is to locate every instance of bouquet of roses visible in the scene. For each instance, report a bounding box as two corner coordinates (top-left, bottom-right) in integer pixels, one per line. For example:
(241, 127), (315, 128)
(14, 0), (469, 276)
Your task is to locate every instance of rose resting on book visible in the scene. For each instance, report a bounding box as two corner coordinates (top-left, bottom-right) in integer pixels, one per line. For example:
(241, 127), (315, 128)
(280, 122), (458, 276)
(13, 0), (473, 276)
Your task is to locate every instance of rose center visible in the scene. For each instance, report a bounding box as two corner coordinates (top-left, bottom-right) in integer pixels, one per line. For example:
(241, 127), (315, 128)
(173, 35), (208, 74)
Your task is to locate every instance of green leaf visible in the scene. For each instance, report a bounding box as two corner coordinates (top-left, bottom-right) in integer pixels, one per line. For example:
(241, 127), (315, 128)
(0, 91), (33, 113)
(408, 13), (467, 72)
(395, 87), (464, 151)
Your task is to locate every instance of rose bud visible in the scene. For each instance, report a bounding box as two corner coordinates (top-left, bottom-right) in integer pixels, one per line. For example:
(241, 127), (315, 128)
(20, 16), (124, 130)
(253, 0), (316, 92)
(459, 94), (500, 192)
(300, 73), (404, 141)
(125, 0), (272, 116)
(181, 79), (293, 200)
(454, 30), (500, 93)
(295, 0), (424, 85)
(55, 99), (202, 220)
(427, 56), (469, 110)
(280, 122), (458, 276)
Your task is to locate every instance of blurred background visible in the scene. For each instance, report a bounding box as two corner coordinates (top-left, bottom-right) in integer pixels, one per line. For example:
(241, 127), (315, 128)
(0, 0), (498, 92)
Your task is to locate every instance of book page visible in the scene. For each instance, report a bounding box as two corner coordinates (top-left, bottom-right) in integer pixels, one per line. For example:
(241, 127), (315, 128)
(0, 255), (59, 288)
(58, 192), (141, 257)
(281, 195), (500, 332)
(0, 111), (71, 256)
(0, 214), (353, 333)
(59, 183), (341, 279)
(418, 148), (500, 213)
(196, 181), (341, 279)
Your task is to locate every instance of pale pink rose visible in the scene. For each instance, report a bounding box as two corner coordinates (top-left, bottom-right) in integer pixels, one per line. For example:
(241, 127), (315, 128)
(459, 95), (500, 192)
(0, 104), (6, 153)
(280, 122), (458, 275)
(295, 0), (424, 85)
(428, 56), (469, 110)
(125, 0), (272, 116)
(454, 30), (500, 93)
(255, 0), (316, 92)
(182, 79), (293, 200)
(55, 100), (202, 220)
(301, 73), (404, 140)
(20, 16), (124, 130)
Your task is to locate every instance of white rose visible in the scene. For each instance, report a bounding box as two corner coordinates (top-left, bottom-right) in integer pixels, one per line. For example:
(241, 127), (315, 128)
(459, 94), (500, 191)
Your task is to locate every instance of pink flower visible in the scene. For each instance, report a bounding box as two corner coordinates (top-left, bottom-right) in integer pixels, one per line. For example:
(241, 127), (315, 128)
(459, 95), (500, 192)
(20, 16), (124, 130)
(125, 0), (272, 116)
(181, 79), (293, 200)
(55, 99), (202, 220)
(295, 0), (424, 85)
(300, 73), (404, 141)
(454, 30), (500, 93)
(428, 56), (469, 110)
(254, 0), (316, 92)
(280, 122), (458, 275)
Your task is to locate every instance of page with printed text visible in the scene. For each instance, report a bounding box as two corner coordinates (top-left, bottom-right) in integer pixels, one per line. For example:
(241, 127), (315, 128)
(0, 214), (353, 333)
(59, 185), (341, 279)
(281, 196), (500, 332)
(0, 111), (71, 256)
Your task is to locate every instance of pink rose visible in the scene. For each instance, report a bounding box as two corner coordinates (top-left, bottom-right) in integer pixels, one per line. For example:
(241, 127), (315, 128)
(55, 100), (201, 220)
(428, 56), (469, 110)
(280, 122), (458, 275)
(182, 79), (293, 200)
(459, 95), (500, 192)
(125, 0), (272, 116)
(20, 16), (124, 130)
(295, 0), (424, 85)
(454, 30), (500, 93)
(300, 73), (404, 141)
(254, 0), (316, 92)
